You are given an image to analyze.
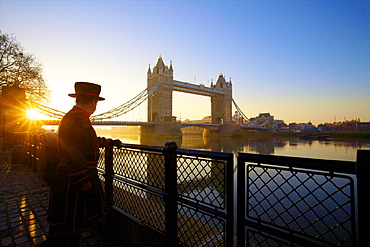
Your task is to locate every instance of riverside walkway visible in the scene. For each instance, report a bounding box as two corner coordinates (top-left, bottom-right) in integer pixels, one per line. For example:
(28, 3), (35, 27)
(0, 150), (105, 247)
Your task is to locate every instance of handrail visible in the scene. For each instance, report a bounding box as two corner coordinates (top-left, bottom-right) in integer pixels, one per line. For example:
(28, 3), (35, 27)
(117, 142), (164, 152)
(176, 147), (234, 160)
(238, 152), (357, 174)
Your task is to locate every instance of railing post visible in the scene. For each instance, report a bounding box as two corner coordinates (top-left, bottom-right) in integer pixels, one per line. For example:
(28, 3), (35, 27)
(26, 134), (31, 167)
(356, 149), (370, 247)
(237, 154), (246, 247)
(163, 141), (179, 246)
(225, 153), (234, 247)
(104, 142), (114, 244)
(31, 134), (36, 172)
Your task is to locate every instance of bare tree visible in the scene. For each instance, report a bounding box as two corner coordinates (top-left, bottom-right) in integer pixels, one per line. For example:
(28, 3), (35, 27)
(0, 31), (49, 103)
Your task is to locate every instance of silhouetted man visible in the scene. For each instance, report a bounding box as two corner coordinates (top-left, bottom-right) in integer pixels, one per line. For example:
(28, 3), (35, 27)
(41, 82), (106, 246)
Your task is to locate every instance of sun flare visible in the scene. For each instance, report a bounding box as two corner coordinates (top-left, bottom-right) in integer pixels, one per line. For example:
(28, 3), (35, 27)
(26, 109), (44, 120)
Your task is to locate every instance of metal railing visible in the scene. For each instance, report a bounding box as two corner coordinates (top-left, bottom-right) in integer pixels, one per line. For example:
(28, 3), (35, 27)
(17, 132), (59, 185)
(101, 142), (368, 247)
(99, 141), (234, 246)
(13, 133), (370, 246)
(19, 133), (46, 175)
(237, 152), (368, 247)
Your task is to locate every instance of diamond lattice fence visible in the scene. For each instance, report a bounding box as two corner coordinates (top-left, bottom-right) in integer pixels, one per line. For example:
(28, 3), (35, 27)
(177, 154), (229, 246)
(246, 164), (355, 246)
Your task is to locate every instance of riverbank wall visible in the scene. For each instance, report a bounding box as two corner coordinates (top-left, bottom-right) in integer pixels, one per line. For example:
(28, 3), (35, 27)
(272, 132), (370, 139)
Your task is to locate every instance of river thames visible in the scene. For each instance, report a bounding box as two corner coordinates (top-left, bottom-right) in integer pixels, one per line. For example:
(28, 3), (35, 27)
(95, 127), (370, 161)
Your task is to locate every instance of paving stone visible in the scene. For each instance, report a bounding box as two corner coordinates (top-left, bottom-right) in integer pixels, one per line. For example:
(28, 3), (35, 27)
(39, 215), (47, 222)
(12, 223), (25, 233)
(23, 213), (35, 221)
(17, 243), (32, 247)
(1, 152), (106, 246)
(33, 205), (44, 211)
(1, 236), (12, 246)
(32, 235), (46, 245)
(35, 211), (47, 217)
(29, 228), (44, 238)
(0, 222), (8, 231)
(10, 221), (22, 228)
(13, 230), (26, 239)
(41, 220), (49, 229)
(0, 228), (10, 238)
(14, 235), (29, 245)
(7, 209), (19, 215)
(9, 216), (21, 223)
(0, 216), (6, 222)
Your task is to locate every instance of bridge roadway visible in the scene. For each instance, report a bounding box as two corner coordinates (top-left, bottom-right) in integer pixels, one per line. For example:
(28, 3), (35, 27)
(41, 120), (269, 131)
(42, 120), (221, 129)
(41, 120), (155, 126)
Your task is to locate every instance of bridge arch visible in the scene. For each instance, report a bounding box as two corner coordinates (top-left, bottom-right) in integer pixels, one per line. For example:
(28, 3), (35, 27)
(147, 56), (232, 124)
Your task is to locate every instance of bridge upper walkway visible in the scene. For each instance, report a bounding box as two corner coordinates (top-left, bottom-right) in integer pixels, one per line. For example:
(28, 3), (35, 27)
(173, 80), (224, 97)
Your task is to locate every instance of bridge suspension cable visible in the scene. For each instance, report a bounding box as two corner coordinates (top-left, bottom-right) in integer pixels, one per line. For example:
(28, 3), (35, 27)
(232, 99), (271, 127)
(232, 98), (249, 121)
(31, 87), (263, 126)
(28, 85), (159, 121)
(249, 118), (271, 127)
(28, 101), (66, 119)
(90, 84), (159, 121)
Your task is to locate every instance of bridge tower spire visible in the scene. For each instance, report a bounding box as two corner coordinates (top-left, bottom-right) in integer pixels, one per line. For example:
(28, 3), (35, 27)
(147, 56), (174, 122)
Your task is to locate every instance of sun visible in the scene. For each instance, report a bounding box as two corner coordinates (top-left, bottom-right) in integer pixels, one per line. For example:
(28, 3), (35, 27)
(26, 109), (44, 120)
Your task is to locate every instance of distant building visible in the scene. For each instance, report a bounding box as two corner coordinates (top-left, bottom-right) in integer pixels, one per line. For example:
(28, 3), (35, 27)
(274, 120), (288, 132)
(249, 113), (274, 130)
(298, 121), (316, 132)
(318, 119), (370, 132)
(202, 116), (212, 124)
(183, 116), (211, 124)
(289, 122), (299, 132)
(232, 111), (242, 124)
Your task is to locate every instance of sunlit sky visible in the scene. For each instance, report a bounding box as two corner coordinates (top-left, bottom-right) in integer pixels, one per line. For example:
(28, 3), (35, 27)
(1, 1), (369, 125)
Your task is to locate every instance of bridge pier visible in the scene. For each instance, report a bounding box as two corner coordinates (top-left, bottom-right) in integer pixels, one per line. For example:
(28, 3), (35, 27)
(202, 128), (218, 137)
(140, 122), (182, 139)
(220, 124), (242, 137)
(203, 124), (242, 137)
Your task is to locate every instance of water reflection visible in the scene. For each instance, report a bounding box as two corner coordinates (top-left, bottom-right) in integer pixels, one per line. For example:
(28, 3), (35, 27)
(95, 127), (370, 161)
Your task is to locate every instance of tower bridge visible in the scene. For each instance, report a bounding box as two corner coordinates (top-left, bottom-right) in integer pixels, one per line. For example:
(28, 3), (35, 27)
(147, 56), (232, 125)
(27, 56), (272, 137)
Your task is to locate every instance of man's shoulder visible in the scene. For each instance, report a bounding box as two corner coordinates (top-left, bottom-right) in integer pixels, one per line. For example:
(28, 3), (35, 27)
(61, 108), (91, 128)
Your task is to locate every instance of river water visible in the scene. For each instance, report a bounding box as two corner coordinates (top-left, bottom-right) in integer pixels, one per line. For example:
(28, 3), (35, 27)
(94, 127), (370, 161)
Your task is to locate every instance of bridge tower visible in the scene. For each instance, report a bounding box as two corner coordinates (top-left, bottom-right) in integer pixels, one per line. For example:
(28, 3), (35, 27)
(210, 74), (232, 124)
(147, 56), (174, 122)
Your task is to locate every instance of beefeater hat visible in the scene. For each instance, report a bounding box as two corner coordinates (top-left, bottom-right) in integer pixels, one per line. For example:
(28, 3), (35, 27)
(68, 82), (105, 101)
